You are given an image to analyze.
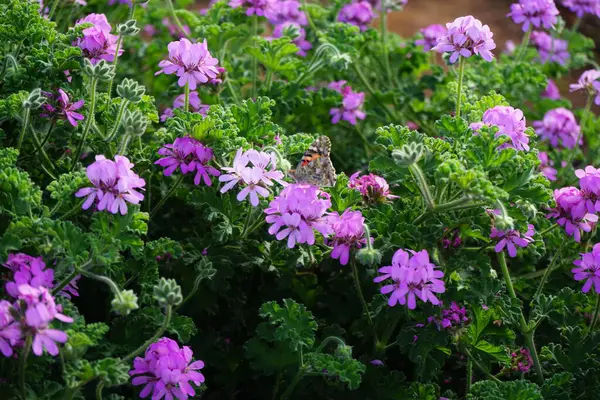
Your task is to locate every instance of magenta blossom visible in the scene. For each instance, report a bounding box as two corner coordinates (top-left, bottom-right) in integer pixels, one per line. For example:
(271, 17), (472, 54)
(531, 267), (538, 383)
(415, 24), (446, 52)
(473, 106), (530, 151)
(432, 15), (496, 63)
(570, 69), (600, 105)
(348, 172), (398, 204)
(40, 89), (85, 127)
(337, 1), (376, 32)
(129, 337), (205, 399)
(330, 86), (366, 125)
(374, 249), (445, 309)
(266, 0), (307, 25)
(156, 39), (220, 91)
(547, 187), (597, 242)
(428, 302), (469, 330)
(538, 152), (557, 181)
(229, 0), (276, 16)
(507, 0), (559, 32)
(510, 348), (533, 373)
(576, 166), (600, 214)
(0, 301), (20, 357)
(562, 0), (600, 18)
(490, 224), (535, 257)
(542, 79), (561, 100)
(265, 184), (332, 248)
(155, 137), (220, 186)
(74, 13), (122, 64)
(533, 108), (581, 149)
(161, 91), (210, 122)
(3, 253), (54, 298)
(573, 243), (600, 293)
(327, 209), (367, 265)
(531, 31), (569, 65)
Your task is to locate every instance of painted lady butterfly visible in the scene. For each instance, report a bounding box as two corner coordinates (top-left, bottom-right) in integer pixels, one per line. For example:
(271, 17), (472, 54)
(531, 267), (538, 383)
(289, 136), (337, 187)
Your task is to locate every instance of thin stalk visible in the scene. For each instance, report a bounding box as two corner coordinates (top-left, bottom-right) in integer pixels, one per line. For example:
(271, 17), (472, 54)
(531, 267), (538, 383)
(413, 199), (486, 225)
(466, 356), (473, 393)
(563, 95), (594, 173)
(71, 78), (98, 172)
(408, 163), (436, 210)
(122, 305), (173, 362)
(279, 363), (305, 400)
(150, 174), (185, 218)
(515, 26), (532, 63)
(16, 108), (31, 151)
(351, 259), (379, 343)
(96, 381), (104, 400)
(58, 200), (84, 221)
(353, 63), (397, 122)
(240, 203), (254, 237)
(252, 15), (259, 99)
(20, 336), (32, 400)
(539, 224), (558, 236)
(523, 332), (544, 384)
(105, 100), (129, 142)
(533, 237), (567, 300)
(265, 71), (273, 92)
(29, 125), (57, 175)
(47, 0), (60, 20)
(165, 0), (189, 39)
(184, 83), (190, 112)
(20, 123), (54, 162)
(378, 5), (393, 83)
(586, 294), (600, 339)
(455, 57), (466, 118)
(52, 268), (83, 296)
(106, 34), (123, 99)
(117, 134), (131, 155)
(464, 347), (502, 383)
(300, 0), (317, 32)
(175, 274), (205, 312)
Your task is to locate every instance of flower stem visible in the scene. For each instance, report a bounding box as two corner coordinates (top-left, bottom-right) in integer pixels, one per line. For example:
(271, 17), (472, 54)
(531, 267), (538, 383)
(28, 125), (57, 176)
(515, 26), (532, 63)
(408, 163), (436, 210)
(95, 381), (104, 400)
(379, 5), (393, 84)
(71, 78), (98, 172)
(533, 236), (567, 300)
(150, 174), (185, 218)
(47, 0), (60, 20)
(117, 134), (131, 155)
(105, 100), (129, 142)
(455, 57), (466, 119)
(279, 362), (306, 400)
(122, 305), (172, 362)
(353, 63), (397, 122)
(106, 34), (123, 100)
(539, 224), (558, 236)
(351, 259), (379, 344)
(464, 346), (502, 383)
(58, 199), (84, 221)
(586, 294), (600, 338)
(19, 336), (32, 400)
(300, 0), (317, 33)
(563, 94), (594, 173)
(52, 268), (82, 296)
(184, 83), (190, 112)
(413, 198), (486, 225)
(165, 0), (189, 39)
(16, 108), (30, 151)
(252, 15), (259, 99)
(466, 356), (473, 393)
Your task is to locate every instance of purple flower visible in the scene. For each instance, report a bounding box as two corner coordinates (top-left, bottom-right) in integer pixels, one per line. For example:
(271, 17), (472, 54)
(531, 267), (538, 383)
(0, 301), (20, 357)
(229, 0), (276, 16)
(533, 108), (581, 149)
(374, 249), (445, 309)
(490, 224), (535, 257)
(441, 228), (462, 249)
(75, 155), (145, 215)
(504, 40), (517, 54)
(40, 89), (85, 127)
(576, 166), (600, 214)
(432, 16), (496, 63)
(428, 302), (469, 329)
(348, 172), (398, 204)
(74, 14), (123, 64)
(507, 0), (559, 32)
(265, 184), (332, 248)
(538, 152), (557, 181)
(415, 24), (446, 51)
(570, 70), (600, 105)
(542, 79), (561, 100)
(3, 254), (54, 298)
(155, 137), (220, 186)
(162, 17), (191, 38)
(160, 91), (210, 122)
(547, 187), (597, 242)
(327, 209), (367, 265)
(562, 0), (600, 18)
(266, 0), (307, 25)
(475, 106), (530, 151)
(337, 1), (376, 32)
(156, 39), (220, 91)
(370, 359), (384, 366)
(273, 23), (312, 56)
(327, 80), (348, 93)
(510, 348), (533, 373)
(573, 243), (600, 293)
(130, 337), (205, 399)
(531, 31), (569, 65)
(330, 86), (366, 125)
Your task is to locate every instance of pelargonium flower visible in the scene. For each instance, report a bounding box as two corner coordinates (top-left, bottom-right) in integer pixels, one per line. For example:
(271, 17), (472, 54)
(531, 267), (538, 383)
(129, 337), (205, 399)
(273, 23), (312, 57)
(510, 348), (533, 373)
(155, 137), (220, 185)
(428, 302), (469, 329)
(156, 39), (220, 91)
(542, 79), (561, 100)
(572, 243), (600, 293)
(576, 166), (600, 214)
(220, 148), (286, 207)
(538, 151), (557, 181)
(265, 184), (332, 248)
(75, 155), (145, 215)
(3, 253), (54, 298)
(161, 91), (210, 122)
(0, 300), (21, 357)
(441, 228), (462, 249)
(562, 0), (600, 18)
(229, 0), (276, 16)
(547, 187), (597, 242)
(474, 106), (530, 151)
(415, 24), (446, 51)
(507, 0), (559, 32)
(374, 249), (445, 309)
(490, 224), (535, 257)
(530, 31), (569, 65)
(265, 0), (307, 25)
(348, 172), (398, 204)
(40, 89), (85, 127)
(74, 13), (122, 64)
(327, 209), (367, 265)
(162, 17), (191, 38)
(432, 15), (496, 63)
(328, 80), (347, 93)
(330, 86), (366, 125)
(505, 40), (517, 54)
(337, 1), (376, 32)
(533, 108), (581, 149)
(570, 69), (600, 105)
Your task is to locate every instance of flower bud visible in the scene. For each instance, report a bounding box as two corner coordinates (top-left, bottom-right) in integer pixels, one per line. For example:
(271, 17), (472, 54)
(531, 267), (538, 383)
(392, 142), (424, 167)
(516, 200), (537, 219)
(111, 289), (139, 316)
(195, 258), (217, 280)
(153, 278), (183, 307)
(281, 24), (301, 40)
(83, 59), (116, 81)
(335, 343), (353, 360)
(495, 213), (515, 231)
(117, 78), (146, 103)
(356, 247), (382, 266)
(118, 19), (140, 36)
(23, 88), (45, 109)
(122, 109), (148, 136)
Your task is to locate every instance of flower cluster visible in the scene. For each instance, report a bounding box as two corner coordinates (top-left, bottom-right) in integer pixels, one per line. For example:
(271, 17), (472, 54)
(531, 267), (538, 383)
(129, 337), (205, 399)
(572, 243), (600, 293)
(471, 106), (530, 151)
(220, 148), (286, 207)
(160, 91), (210, 122)
(509, 348), (533, 373)
(533, 108), (581, 149)
(427, 302), (469, 329)
(156, 39), (220, 90)
(266, 0), (307, 25)
(507, 0), (559, 32)
(40, 89), (85, 127)
(348, 172), (398, 204)
(490, 224), (535, 257)
(432, 15), (496, 63)
(75, 155), (146, 215)
(327, 209), (367, 265)
(530, 31), (569, 65)
(562, 0), (600, 18)
(415, 24), (446, 51)
(74, 13), (122, 64)
(330, 84), (366, 125)
(542, 79), (561, 100)
(576, 166), (600, 213)
(547, 186), (598, 242)
(570, 69), (600, 105)
(538, 152), (558, 181)
(441, 228), (462, 249)
(229, 0), (275, 16)
(374, 249), (445, 309)
(265, 184), (332, 248)
(337, 1), (376, 32)
(155, 137), (220, 186)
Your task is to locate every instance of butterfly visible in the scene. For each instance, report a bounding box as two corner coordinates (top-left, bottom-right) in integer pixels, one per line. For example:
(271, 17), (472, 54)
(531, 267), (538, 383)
(289, 136), (337, 187)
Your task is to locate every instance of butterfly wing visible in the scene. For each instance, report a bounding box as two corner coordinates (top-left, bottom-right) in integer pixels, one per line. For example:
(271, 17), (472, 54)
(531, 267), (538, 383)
(290, 136), (337, 187)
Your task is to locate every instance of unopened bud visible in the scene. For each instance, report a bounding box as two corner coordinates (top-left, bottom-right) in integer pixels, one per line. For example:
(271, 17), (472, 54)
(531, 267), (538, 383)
(153, 278), (183, 307)
(117, 78), (145, 103)
(111, 289), (139, 316)
(392, 142), (424, 167)
(118, 19), (140, 36)
(23, 89), (45, 109)
(122, 109), (148, 136)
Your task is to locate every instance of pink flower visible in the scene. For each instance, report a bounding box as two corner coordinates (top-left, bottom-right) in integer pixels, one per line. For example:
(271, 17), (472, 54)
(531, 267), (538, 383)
(330, 86), (366, 125)
(490, 224), (535, 257)
(0, 301), (20, 357)
(161, 91), (210, 122)
(265, 0), (307, 25)
(507, 0), (559, 32)
(475, 106), (530, 151)
(74, 14), (123, 64)
(573, 243), (600, 293)
(432, 16), (496, 63)
(570, 69), (600, 105)
(576, 166), (600, 214)
(229, 0), (276, 16)
(337, 1), (376, 31)
(415, 24), (447, 51)
(533, 108), (581, 149)
(542, 79), (561, 100)
(562, 0), (600, 18)
(348, 172), (398, 204)
(538, 152), (557, 181)
(327, 209), (367, 265)
(547, 187), (597, 242)
(40, 89), (85, 127)
(531, 31), (569, 65)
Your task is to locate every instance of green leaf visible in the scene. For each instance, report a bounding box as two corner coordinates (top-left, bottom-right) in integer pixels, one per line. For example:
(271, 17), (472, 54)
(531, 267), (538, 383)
(257, 298), (317, 352)
(467, 380), (542, 400)
(304, 352), (366, 390)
